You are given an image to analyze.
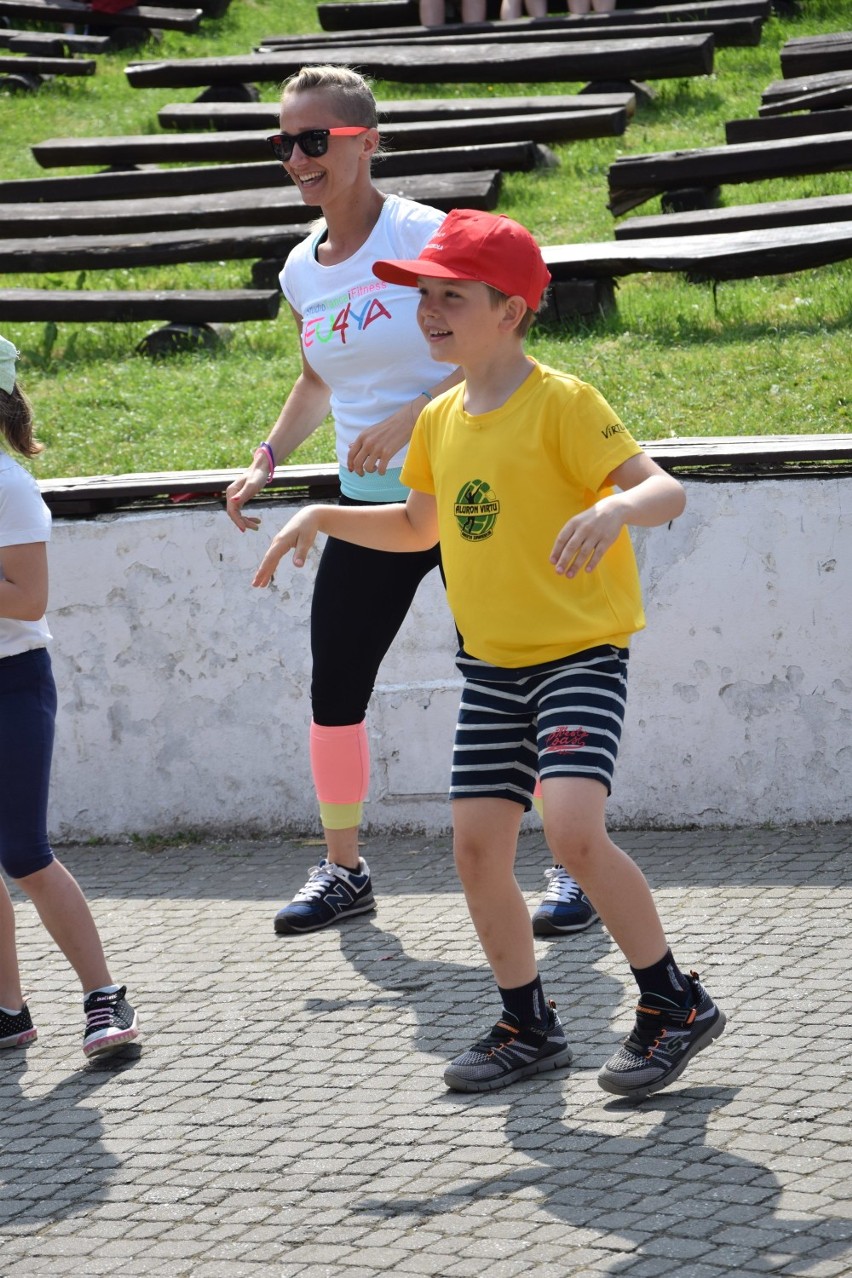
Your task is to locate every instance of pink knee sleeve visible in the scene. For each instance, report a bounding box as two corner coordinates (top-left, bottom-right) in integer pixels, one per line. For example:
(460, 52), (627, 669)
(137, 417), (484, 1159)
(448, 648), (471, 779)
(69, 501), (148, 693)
(309, 720), (370, 805)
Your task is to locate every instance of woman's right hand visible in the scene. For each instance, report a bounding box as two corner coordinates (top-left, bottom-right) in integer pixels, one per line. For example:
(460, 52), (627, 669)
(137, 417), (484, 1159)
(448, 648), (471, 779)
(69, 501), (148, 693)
(225, 466), (267, 532)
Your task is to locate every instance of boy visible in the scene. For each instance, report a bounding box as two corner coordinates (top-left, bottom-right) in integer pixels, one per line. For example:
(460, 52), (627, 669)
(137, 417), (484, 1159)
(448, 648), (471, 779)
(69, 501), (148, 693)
(252, 209), (725, 1099)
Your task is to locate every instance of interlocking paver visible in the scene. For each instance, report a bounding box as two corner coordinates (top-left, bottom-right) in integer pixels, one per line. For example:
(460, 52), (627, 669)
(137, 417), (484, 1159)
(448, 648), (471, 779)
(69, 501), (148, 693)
(1, 825), (850, 1276)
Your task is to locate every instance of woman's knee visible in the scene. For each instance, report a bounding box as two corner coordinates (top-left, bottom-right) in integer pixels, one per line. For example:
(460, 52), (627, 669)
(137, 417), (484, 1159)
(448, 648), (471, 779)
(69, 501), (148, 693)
(1, 846), (54, 882)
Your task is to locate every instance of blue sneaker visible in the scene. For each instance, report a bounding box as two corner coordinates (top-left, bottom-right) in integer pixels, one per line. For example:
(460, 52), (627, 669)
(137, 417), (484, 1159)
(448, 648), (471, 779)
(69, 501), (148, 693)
(444, 1003), (573, 1093)
(532, 866), (599, 935)
(598, 972), (726, 1100)
(274, 858), (375, 935)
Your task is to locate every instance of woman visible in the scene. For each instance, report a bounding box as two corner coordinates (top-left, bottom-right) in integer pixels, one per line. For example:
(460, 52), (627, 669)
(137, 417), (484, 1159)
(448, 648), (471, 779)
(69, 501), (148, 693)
(226, 65), (593, 939)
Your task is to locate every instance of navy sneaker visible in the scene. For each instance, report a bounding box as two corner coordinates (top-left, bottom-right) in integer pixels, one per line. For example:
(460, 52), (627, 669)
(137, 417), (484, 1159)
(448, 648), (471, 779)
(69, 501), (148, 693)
(83, 987), (139, 1059)
(274, 858), (375, 935)
(0, 1002), (37, 1049)
(598, 972), (726, 1100)
(532, 865), (599, 935)
(444, 1003), (573, 1093)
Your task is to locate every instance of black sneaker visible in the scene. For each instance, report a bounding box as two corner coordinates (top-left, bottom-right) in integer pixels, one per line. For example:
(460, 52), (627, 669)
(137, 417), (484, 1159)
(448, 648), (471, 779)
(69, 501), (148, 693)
(83, 987), (139, 1059)
(532, 865), (599, 935)
(444, 1004), (573, 1093)
(0, 1002), (37, 1049)
(273, 858), (375, 935)
(598, 972), (725, 1100)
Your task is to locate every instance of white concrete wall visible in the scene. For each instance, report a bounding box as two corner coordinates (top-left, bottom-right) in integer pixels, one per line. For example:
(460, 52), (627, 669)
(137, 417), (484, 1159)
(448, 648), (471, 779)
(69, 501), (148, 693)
(45, 476), (851, 840)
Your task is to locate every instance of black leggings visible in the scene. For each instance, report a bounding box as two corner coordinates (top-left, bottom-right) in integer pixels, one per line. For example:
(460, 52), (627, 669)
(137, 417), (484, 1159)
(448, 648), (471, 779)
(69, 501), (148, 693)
(310, 496), (441, 726)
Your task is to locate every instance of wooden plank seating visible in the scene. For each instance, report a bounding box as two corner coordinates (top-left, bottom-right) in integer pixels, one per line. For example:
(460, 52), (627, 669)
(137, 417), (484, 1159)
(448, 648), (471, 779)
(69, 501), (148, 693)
(314, 0), (766, 30)
(760, 70), (852, 115)
(32, 109), (628, 170)
(260, 13), (762, 50)
(0, 224), (346, 274)
(0, 53), (96, 79)
(606, 131), (852, 215)
(0, 142), (547, 203)
(780, 32), (852, 80)
(541, 221), (852, 320)
(36, 434), (852, 517)
(0, 289), (282, 325)
(0, 0), (203, 32)
(0, 28), (110, 53)
(123, 36), (715, 89)
(725, 107), (852, 144)
(613, 192), (852, 238)
(157, 92), (638, 132)
(0, 171), (502, 237)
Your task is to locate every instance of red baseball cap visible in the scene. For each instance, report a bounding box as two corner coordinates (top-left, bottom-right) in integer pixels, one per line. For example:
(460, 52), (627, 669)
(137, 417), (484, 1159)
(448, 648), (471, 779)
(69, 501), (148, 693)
(372, 209), (551, 311)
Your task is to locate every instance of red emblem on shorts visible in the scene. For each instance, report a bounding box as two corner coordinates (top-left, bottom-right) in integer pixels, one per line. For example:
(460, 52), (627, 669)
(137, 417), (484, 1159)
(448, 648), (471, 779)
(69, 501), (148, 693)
(545, 727), (589, 754)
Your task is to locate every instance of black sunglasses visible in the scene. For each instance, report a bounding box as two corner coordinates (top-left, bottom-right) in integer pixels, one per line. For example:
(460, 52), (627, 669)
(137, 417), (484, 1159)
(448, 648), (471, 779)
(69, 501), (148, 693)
(267, 127), (369, 163)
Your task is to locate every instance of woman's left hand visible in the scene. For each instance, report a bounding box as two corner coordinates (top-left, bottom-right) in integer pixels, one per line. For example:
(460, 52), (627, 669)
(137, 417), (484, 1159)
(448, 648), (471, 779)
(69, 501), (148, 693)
(347, 405), (414, 476)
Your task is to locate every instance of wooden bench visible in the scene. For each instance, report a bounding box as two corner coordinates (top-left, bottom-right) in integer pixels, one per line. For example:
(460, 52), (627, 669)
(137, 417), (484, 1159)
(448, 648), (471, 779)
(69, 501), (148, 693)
(0, 289), (281, 324)
(760, 69), (852, 115)
(0, 54), (96, 89)
(157, 91), (637, 132)
(607, 130), (852, 215)
(0, 224), (314, 274)
(260, 13), (762, 49)
(613, 192), (852, 238)
(725, 107), (852, 143)
(541, 220), (852, 321)
(0, 141), (548, 204)
(0, 170), (502, 237)
(0, 28), (110, 53)
(0, 0), (202, 31)
(314, 0), (764, 29)
(32, 109), (628, 171)
(780, 31), (852, 80)
(123, 35), (715, 89)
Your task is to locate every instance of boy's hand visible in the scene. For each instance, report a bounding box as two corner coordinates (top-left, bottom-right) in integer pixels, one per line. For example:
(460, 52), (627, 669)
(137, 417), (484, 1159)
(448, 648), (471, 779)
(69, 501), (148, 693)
(550, 498), (624, 578)
(252, 509), (320, 587)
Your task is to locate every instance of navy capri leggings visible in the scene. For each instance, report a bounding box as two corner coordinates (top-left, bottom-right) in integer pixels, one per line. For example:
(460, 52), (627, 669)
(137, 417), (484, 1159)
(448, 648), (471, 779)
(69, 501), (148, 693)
(0, 646), (56, 879)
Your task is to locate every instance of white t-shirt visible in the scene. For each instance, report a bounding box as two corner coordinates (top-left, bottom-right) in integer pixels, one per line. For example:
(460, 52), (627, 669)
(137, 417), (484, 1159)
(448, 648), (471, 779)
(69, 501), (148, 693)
(281, 194), (444, 501)
(0, 451), (52, 657)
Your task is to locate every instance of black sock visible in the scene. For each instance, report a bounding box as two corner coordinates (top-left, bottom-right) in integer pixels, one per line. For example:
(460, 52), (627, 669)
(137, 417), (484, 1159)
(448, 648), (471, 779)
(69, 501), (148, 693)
(630, 949), (691, 1006)
(497, 975), (549, 1029)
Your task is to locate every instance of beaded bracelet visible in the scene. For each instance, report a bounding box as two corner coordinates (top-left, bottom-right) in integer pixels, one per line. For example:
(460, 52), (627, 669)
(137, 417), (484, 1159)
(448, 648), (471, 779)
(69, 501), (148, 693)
(253, 441), (275, 485)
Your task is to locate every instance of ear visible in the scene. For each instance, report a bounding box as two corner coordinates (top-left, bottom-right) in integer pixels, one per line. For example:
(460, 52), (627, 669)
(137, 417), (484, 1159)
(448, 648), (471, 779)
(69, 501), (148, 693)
(499, 294), (529, 334)
(362, 128), (381, 160)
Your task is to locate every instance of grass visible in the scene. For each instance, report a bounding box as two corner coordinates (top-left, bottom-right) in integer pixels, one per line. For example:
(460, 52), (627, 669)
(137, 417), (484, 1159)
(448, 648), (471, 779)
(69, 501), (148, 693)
(0, 0), (849, 475)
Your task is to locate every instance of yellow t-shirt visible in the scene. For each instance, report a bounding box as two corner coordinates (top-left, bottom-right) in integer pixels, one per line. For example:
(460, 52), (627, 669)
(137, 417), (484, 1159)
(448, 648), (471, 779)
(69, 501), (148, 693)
(401, 360), (646, 668)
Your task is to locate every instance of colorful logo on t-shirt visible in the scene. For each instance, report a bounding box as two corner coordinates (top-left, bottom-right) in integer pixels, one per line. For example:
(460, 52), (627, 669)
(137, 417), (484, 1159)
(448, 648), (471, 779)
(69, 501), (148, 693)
(302, 292), (392, 348)
(454, 480), (500, 542)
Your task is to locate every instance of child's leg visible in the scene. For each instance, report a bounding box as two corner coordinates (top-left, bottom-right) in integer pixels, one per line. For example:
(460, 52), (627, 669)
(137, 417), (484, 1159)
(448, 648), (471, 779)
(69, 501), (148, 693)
(16, 860), (112, 994)
(541, 776), (668, 969)
(452, 796), (533, 989)
(0, 876), (24, 1010)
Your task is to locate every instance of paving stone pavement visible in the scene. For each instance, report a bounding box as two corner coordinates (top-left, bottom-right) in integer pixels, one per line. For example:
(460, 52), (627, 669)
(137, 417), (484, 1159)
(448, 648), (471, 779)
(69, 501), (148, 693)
(1, 824), (851, 1278)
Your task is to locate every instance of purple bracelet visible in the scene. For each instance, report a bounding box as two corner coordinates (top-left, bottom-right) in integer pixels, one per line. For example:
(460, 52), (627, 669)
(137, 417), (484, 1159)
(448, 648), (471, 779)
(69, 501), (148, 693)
(253, 441), (275, 485)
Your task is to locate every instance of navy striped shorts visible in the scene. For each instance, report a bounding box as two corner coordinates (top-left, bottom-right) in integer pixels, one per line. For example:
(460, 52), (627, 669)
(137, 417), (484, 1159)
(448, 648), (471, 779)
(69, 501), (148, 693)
(450, 644), (629, 809)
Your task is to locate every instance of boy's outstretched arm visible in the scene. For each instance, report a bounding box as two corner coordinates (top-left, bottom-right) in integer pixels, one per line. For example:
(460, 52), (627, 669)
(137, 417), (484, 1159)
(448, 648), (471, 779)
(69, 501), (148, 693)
(551, 452), (686, 579)
(252, 490), (439, 588)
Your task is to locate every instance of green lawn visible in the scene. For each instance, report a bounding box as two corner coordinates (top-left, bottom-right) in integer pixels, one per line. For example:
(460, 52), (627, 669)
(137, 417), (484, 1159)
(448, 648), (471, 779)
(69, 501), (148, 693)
(0, 0), (849, 476)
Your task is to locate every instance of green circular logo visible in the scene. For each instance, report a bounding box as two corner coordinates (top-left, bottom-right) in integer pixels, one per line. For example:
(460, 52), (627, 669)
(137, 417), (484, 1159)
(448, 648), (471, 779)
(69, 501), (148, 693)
(454, 479), (500, 542)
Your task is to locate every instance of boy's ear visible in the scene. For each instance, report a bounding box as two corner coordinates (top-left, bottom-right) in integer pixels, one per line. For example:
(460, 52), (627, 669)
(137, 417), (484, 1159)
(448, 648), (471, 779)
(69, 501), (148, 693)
(500, 294), (529, 334)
